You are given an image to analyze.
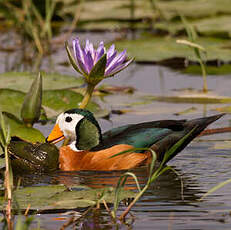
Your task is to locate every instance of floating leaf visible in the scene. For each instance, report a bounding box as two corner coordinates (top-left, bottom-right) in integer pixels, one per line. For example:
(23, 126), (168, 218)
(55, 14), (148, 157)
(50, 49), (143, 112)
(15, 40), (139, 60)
(158, 0), (231, 20)
(143, 95), (231, 104)
(0, 89), (24, 118)
(183, 64), (231, 75)
(114, 35), (231, 63)
(61, 0), (154, 22)
(61, 0), (231, 31)
(0, 88), (106, 120)
(42, 89), (102, 118)
(0, 185), (135, 211)
(0, 72), (84, 93)
(3, 113), (45, 142)
(156, 15), (231, 38)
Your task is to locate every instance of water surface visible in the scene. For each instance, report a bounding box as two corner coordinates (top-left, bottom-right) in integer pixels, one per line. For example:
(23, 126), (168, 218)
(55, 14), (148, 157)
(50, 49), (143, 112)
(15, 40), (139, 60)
(1, 32), (231, 229)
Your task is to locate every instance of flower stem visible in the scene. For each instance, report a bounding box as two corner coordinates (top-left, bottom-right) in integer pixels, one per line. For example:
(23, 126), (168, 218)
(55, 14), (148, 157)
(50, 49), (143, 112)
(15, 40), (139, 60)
(79, 83), (95, 109)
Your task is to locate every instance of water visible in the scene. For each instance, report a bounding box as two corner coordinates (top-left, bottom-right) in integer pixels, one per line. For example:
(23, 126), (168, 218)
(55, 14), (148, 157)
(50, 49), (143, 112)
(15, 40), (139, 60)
(1, 31), (231, 229)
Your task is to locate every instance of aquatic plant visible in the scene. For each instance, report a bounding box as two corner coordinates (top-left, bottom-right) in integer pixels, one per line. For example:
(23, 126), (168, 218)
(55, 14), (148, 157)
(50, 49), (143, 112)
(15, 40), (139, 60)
(0, 112), (13, 229)
(110, 129), (193, 221)
(177, 16), (208, 93)
(66, 38), (133, 108)
(0, 0), (57, 69)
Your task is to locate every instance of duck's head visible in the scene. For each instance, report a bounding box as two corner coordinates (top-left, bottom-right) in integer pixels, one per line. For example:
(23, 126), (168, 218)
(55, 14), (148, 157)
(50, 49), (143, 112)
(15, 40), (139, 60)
(46, 109), (102, 151)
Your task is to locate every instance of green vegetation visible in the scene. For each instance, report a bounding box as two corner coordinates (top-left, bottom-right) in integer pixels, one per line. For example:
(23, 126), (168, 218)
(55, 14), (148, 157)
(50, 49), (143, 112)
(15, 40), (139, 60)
(0, 0), (231, 229)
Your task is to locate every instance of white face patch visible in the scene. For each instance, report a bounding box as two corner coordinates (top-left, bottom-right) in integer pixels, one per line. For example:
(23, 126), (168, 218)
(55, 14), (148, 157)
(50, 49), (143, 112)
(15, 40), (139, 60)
(56, 112), (84, 144)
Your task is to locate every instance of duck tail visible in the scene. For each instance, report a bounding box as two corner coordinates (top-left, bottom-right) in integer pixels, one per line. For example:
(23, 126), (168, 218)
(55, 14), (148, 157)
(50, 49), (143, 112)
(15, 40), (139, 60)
(185, 113), (225, 130)
(155, 113), (225, 163)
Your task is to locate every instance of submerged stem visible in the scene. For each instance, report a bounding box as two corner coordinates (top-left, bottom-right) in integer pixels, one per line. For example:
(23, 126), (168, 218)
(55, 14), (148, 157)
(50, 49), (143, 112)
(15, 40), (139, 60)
(79, 83), (95, 109)
(119, 184), (148, 221)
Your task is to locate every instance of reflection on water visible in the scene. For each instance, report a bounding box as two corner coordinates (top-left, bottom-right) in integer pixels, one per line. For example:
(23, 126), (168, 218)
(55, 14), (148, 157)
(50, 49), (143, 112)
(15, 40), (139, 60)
(13, 136), (231, 230)
(14, 164), (207, 230)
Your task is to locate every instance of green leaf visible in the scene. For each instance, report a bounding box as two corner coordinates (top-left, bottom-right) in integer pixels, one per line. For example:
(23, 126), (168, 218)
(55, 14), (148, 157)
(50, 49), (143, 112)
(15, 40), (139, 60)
(0, 88), (106, 120)
(42, 89), (102, 118)
(61, 0), (231, 31)
(142, 95), (231, 104)
(158, 0), (231, 20)
(0, 89), (25, 119)
(183, 64), (231, 75)
(88, 54), (107, 85)
(114, 35), (231, 63)
(0, 72), (84, 92)
(156, 15), (231, 38)
(0, 185), (135, 211)
(3, 112), (45, 142)
(21, 73), (42, 126)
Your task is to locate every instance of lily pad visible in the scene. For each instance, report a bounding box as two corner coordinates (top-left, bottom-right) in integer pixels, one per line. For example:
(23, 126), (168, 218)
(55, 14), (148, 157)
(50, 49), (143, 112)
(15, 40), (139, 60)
(156, 15), (231, 38)
(0, 89), (24, 118)
(0, 88), (104, 120)
(42, 89), (102, 118)
(158, 0), (231, 20)
(183, 64), (231, 75)
(0, 72), (83, 93)
(78, 20), (150, 30)
(114, 35), (231, 63)
(61, 0), (231, 31)
(0, 185), (135, 211)
(143, 95), (231, 104)
(61, 0), (154, 21)
(2, 113), (45, 142)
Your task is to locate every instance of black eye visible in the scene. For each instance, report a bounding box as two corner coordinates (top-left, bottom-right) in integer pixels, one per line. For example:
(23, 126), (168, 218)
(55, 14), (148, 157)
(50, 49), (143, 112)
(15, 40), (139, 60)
(65, 116), (72, 122)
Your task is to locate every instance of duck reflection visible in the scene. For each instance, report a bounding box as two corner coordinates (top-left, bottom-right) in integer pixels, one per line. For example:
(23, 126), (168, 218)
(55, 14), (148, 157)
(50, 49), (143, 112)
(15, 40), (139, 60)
(52, 166), (201, 203)
(13, 165), (202, 204)
(52, 166), (202, 230)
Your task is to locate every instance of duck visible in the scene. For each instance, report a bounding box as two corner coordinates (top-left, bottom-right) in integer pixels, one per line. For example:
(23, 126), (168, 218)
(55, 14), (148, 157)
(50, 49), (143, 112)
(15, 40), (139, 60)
(46, 108), (224, 171)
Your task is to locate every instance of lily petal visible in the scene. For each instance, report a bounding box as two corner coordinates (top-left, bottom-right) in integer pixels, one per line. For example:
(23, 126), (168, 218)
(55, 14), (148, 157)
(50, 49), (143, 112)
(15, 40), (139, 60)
(73, 38), (85, 64)
(105, 50), (127, 74)
(85, 51), (94, 74)
(94, 41), (105, 64)
(107, 44), (115, 58)
(105, 58), (134, 77)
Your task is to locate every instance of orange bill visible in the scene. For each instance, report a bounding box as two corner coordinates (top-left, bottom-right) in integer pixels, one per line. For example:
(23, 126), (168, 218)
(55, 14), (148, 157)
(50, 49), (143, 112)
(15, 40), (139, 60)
(46, 124), (65, 144)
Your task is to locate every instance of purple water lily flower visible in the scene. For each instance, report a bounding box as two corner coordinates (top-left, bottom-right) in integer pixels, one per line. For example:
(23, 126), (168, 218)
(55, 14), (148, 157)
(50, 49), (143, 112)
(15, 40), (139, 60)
(66, 38), (133, 85)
